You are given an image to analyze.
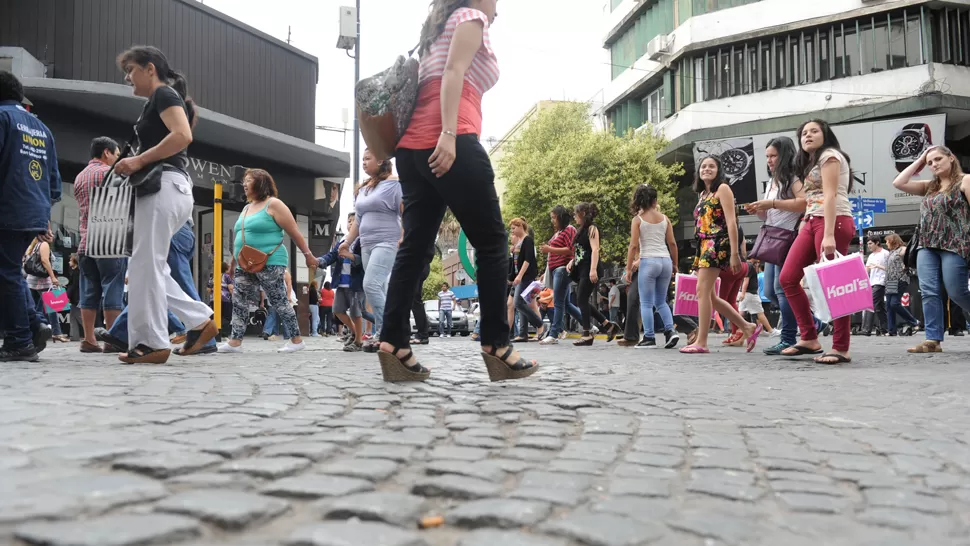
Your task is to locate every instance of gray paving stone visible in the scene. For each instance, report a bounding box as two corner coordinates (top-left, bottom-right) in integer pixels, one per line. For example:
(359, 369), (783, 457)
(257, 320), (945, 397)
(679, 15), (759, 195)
(770, 480), (845, 496)
(457, 530), (568, 546)
(447, 498), (552, 528)
(155, 489), (289, 529)
(539, 512), (665, 545)
(777, 492), (853, 513)
(426, 460), (506, 482)
(454, 434), (506, 449)
(113, 451), (225, 478)
(548, 459), (608, 475)
(320, 458), (399, 481)
(824, 454), (890, 472)
(583, 416), (637, 436)
(261, 475), (375, 499)
(411, 475), (502, 499)
(687, 478), (764, 502)
(167, 472), (255, 489)
(509, 487), (586, 507)
(260, 442), (340, 461)
(319, 492), (426, 527)
(15, 514), (201, 546)
(691, 449), (753, 471)
(503, 447), (556, 462)
(201, 437), (289, 458)
(515, 436), (564, 450)
(613, 464), (679, 480)
(858, 507), (955, 531)
(766, 470), (833, 483)
(757, 458), (819, 472)
(219, 456), (311, 479)
(624, 451), (683, 468)
(558, 442), (619, 463)
(285, 521), (428, 546)
(864, 488), (950, 514)
(609, 478), (671, 497)
(590, 496), (675, 521)
(368, 431), (436, 448)
(491, 458), (536, 473)
(666, 509), (761, 545)
(580, 433), (632, 446)
(429, 446), (490, 461)
(887, 454), (945, 476)
(520, 470), (592, 491)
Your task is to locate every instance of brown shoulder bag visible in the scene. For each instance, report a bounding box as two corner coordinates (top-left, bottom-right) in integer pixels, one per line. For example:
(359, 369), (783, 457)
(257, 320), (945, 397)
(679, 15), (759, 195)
(237, 204), (283, 273)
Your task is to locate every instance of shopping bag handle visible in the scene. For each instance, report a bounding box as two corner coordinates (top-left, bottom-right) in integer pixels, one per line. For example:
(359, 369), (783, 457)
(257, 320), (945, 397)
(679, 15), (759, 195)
(818, 249), (844, 263)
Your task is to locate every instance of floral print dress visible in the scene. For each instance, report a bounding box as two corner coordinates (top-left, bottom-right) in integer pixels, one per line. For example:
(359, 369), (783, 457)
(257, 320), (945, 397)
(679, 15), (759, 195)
(693, 193), (731, 270)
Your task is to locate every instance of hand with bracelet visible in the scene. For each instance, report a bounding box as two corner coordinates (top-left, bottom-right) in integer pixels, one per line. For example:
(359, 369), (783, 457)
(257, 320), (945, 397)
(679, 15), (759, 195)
(743, 199), (778, 214)
(429, 129), (457, 178)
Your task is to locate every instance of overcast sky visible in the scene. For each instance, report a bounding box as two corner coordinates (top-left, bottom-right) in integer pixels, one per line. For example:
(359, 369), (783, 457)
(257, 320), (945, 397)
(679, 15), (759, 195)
(202, 0), (609, 229)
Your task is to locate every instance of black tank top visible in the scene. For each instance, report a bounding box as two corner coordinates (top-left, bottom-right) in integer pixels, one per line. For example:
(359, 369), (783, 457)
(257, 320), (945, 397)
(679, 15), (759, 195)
(573, 224), (601, 275)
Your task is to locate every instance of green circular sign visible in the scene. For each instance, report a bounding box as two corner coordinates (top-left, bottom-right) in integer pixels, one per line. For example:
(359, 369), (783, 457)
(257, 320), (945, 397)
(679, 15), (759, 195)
(457, 230), (476, 283)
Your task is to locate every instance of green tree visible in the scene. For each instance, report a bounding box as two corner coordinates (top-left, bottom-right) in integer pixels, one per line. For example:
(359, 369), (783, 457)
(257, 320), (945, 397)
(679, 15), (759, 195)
(422, 254), (448, 301)
(500, 102), (683, 266)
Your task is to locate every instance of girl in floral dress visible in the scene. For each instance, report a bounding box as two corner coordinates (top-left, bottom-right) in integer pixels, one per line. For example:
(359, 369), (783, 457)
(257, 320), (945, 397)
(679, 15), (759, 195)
(681, 156), (761, 354)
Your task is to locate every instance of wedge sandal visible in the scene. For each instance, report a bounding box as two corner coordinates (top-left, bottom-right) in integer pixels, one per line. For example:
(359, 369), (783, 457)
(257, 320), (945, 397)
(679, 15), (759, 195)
(481, 345), (538, 382)
(178, 319), (219, 356)
(119, 345), (171, 365)
(377, 345), (430, 382)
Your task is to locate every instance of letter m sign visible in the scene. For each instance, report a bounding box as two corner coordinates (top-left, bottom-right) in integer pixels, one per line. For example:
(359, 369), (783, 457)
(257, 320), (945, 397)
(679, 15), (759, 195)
(312, 221), (331, 238)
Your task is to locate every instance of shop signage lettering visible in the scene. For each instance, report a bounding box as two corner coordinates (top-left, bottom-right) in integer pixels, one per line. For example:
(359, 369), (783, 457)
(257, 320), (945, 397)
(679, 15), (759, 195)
(187, 157), (233, 188)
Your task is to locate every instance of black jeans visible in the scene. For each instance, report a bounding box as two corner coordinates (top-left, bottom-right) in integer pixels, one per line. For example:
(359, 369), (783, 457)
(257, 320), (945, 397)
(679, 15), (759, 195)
(576, 269), (608, 332)
(0, 230), (40, 349)
(412, 263), (431, 339)
(384, 135), (509, 348)
(863, 284), (888, 333)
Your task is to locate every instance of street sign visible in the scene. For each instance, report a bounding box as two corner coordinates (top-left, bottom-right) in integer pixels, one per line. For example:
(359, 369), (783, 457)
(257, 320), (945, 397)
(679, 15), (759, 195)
(853, 210), (874, 232)
(850, 197), (888, 214)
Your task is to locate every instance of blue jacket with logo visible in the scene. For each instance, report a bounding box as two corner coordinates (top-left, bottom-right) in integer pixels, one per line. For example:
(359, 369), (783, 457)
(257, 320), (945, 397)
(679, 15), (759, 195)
(0, 100), (62, 232)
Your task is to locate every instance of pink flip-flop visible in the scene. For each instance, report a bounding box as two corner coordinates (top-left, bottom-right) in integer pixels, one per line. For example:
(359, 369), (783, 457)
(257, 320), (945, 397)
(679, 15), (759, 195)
(679, 345), (710, 354)
(746, 325), (764, 353)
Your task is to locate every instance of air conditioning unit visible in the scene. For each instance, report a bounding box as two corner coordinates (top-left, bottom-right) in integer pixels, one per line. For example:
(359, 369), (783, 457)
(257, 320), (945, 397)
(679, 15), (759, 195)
(647, 34), (671, 61)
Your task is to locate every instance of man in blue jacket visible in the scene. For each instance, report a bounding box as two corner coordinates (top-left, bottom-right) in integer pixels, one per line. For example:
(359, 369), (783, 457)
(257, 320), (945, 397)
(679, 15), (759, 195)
(0, 72), (62, 362)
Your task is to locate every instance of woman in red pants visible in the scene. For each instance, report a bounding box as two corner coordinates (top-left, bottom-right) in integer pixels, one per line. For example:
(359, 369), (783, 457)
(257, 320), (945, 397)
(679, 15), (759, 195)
(779, 120), (856, 364)
(718, 225), (748, 346)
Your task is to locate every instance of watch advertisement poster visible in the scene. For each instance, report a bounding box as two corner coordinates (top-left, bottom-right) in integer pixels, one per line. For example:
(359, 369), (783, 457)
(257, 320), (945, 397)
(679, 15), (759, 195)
(692, 138), (758, 205)
(693, 113), (947, 209)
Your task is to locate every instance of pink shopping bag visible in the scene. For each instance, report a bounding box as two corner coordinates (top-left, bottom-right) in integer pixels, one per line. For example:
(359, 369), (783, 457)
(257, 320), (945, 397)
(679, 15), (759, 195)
(803, 251), (873, 322)
(42, 287), (71, 313)
(673, 274), (721, 317)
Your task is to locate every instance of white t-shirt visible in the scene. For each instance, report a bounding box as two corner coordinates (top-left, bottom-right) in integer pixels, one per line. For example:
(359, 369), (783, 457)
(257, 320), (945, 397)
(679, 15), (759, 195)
(867, 250), (888, 286)
(608, 285), (621, 308)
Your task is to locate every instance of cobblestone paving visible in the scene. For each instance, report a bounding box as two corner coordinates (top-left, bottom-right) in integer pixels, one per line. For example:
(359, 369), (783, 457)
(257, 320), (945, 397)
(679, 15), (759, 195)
(2, 333), (970, 546)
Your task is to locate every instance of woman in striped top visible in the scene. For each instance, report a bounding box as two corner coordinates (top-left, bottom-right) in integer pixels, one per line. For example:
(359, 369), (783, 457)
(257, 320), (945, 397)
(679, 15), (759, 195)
(540, 205), (583, 344)
(378, 0), (538, 383)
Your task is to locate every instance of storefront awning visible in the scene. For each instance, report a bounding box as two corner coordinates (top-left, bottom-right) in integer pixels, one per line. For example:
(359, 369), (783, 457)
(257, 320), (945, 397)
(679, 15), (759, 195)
(20, 77), (349, 179)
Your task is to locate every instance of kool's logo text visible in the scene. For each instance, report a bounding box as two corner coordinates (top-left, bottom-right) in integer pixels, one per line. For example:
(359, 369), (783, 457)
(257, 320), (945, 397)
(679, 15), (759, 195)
(826, 278), (869, 299)
(678, 291), (698, 302)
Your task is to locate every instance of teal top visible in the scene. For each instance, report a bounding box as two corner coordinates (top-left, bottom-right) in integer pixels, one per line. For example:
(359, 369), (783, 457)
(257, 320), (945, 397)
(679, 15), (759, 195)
(233, 202), (288, 268)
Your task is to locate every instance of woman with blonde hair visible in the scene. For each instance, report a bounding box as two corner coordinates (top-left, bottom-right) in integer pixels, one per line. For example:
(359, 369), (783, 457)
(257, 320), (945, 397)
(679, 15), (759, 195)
(377, 0), (538, 382)
(883, 233), (919, 336)
(509, 217), (545, 342)
(892, 146), (970, 353)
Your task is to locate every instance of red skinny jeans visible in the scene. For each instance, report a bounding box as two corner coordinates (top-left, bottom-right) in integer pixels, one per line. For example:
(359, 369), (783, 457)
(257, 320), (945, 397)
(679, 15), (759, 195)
(719, 261), (748, 333)
(779, 216), (856, 352)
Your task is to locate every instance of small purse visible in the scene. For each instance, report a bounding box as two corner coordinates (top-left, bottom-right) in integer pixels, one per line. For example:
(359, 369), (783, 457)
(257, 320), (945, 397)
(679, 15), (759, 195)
(749, 224), (798, 265)
(905, 225), (920, 270)
(236, 206), (283, 273)
(103, 126), (163, 197)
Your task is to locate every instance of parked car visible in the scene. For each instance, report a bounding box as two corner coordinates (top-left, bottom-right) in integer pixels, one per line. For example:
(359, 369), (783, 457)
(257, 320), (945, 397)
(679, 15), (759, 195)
(411, 300), (471, 336)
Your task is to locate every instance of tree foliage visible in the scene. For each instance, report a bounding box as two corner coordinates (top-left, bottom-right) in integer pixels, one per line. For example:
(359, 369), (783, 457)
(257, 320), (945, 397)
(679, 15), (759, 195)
(422, 254), (447, 301)
(500, 102), (683, 266)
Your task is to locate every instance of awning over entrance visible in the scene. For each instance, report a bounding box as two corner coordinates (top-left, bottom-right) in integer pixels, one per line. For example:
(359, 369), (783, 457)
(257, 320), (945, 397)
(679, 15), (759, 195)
(21, 77), (349, 179)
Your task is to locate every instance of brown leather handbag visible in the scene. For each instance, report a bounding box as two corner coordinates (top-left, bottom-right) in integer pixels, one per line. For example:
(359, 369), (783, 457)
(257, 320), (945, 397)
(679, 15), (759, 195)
(236, 206), (283, 273)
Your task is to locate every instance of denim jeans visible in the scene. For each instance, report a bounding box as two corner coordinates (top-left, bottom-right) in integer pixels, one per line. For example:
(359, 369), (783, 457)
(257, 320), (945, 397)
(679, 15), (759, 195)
(886, 292), (918, 332)
(513, 281), (543, 336)
(550, 266), (582, 337)
(763, 262), (796, 345)
(109, 222), (215, 348)
(263, 306), (281, 337)
(639, 257), (674, 339)
(362, 241), (397, 338)
(0, 231), (42, 349)
(309, 304), (320, 336)
(917, 249), (970, 342)
(439, 309), (453, 336)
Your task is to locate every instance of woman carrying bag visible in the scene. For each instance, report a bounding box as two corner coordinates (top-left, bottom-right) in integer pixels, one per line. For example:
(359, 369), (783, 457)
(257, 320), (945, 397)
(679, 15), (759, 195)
(24, 238), (67, 342)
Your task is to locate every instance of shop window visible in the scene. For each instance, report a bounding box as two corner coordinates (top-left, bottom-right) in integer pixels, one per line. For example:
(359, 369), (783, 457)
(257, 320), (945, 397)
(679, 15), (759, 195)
(759, 41), (770, 90)
(705, 53), (717, 101)
(774, 37), (787, 88)
(719, 49), (731, 98)
(733, 47), (745, 95)
(644, 87), (666, 124)
(694, 57), (705, 102)
(803, 34), (816, 83)
(788, 36), (800, 86)
(818, 30), (831, 80)
(746, 44), (758, 93)
(905, 10), (923, 66)
(844, 23), (859, 76)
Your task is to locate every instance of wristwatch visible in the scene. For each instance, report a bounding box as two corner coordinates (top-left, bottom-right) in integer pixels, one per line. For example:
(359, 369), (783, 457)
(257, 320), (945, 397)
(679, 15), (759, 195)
(720, 148), (752, 186)
(892, 123), (932, 173)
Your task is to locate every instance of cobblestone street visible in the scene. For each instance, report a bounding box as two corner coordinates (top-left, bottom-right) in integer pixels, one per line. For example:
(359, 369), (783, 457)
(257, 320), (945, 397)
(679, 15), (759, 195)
(1, 333), (969, 546)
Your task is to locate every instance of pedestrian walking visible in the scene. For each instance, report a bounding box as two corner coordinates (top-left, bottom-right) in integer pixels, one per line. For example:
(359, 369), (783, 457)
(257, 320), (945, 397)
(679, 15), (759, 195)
(338, 148), (402, 352)
(112, 46), (218, 363)
(539, 205), (583, 345)
(377, 0), (537, 382)
(217, 168), (315, 354)
(883, 234), (919, 336)
(320, 281), (335, 335)
(308, 280), (320, 337)
(779, 120), (857, 363)
(509, 218), (544, 342)
(67, 254), (82, 341)
(680, 156), (760, 354)
(568, 203), (621, 346)
(862, 235), (889, 335)
(624, 184), (680, 349)
(74, 136), (127, 353)
(739, 260), (775, 335)
(318, 215), (366, 351)
(437, 282), (456, 338)
(892, 145), (970, 353)
(24, 238), (68, 343)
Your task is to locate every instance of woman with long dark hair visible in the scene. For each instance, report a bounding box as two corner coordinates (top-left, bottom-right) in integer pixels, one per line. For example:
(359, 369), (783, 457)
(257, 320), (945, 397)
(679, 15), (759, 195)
(339, 148), (401, 352)
(892, 145), (970, 353)
(112, 46), (220, 363)
(779, 119), (856, 364)
(567, 203), (620, 346)
(680, 156), (760, 354)
(539, 205), (582, 344)
(883, 233), (919, 336)
(377, 0), (538, 382)
(744, 137), (809, 354)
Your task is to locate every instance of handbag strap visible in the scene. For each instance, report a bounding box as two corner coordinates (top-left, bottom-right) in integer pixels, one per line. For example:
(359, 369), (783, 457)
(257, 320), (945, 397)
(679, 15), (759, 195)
(239, 200), (284, 257)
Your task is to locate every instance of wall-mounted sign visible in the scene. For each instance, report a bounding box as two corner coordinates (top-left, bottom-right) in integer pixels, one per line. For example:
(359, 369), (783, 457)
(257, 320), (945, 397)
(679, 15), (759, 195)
(311, 220), (332, 238)
(187, 157), (235, 189)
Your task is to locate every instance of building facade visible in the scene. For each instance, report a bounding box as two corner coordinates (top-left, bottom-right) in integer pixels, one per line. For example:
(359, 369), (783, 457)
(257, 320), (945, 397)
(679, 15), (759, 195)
(1, 0), (350, 334)
(602, 0), (970, 244)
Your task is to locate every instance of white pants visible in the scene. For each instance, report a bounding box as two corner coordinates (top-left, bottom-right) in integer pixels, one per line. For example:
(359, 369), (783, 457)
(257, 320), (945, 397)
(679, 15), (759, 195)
(127, 170), (212, 350)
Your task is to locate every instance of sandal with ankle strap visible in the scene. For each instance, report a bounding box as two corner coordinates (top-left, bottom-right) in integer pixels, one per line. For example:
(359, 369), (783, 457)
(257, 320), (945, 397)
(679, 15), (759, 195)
(377, 345), (430, 382)
(119, 344), (171, 365)
(481, 344), (539, 382)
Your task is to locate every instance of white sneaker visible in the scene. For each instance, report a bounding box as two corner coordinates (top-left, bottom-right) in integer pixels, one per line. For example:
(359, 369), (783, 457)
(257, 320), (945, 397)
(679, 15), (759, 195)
(769, 328), (781, 338)
(591, 326), (600, 334)
(558, 330), (568, 340)
(217, 343), (243, 353)
(539, 336), (559, 345)
(278, 341), (306, 353)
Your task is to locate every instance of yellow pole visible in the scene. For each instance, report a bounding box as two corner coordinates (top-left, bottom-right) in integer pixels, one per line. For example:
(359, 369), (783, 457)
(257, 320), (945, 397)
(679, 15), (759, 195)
(213, 181), (223, 327)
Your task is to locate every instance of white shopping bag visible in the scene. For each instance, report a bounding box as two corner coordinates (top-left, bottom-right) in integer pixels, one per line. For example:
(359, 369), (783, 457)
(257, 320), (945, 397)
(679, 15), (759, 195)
(803, 251), (873, 322)
(86, 176), (135, 258)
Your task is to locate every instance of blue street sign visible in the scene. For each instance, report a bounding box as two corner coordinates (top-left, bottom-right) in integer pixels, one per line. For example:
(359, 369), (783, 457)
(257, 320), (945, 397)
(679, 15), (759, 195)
(850, 196), (887, 214)
(853, 210), (874, 232)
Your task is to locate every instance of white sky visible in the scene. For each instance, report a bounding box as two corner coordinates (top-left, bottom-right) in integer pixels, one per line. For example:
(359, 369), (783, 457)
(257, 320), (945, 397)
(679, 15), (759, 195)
(202, 0), (610, 230)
